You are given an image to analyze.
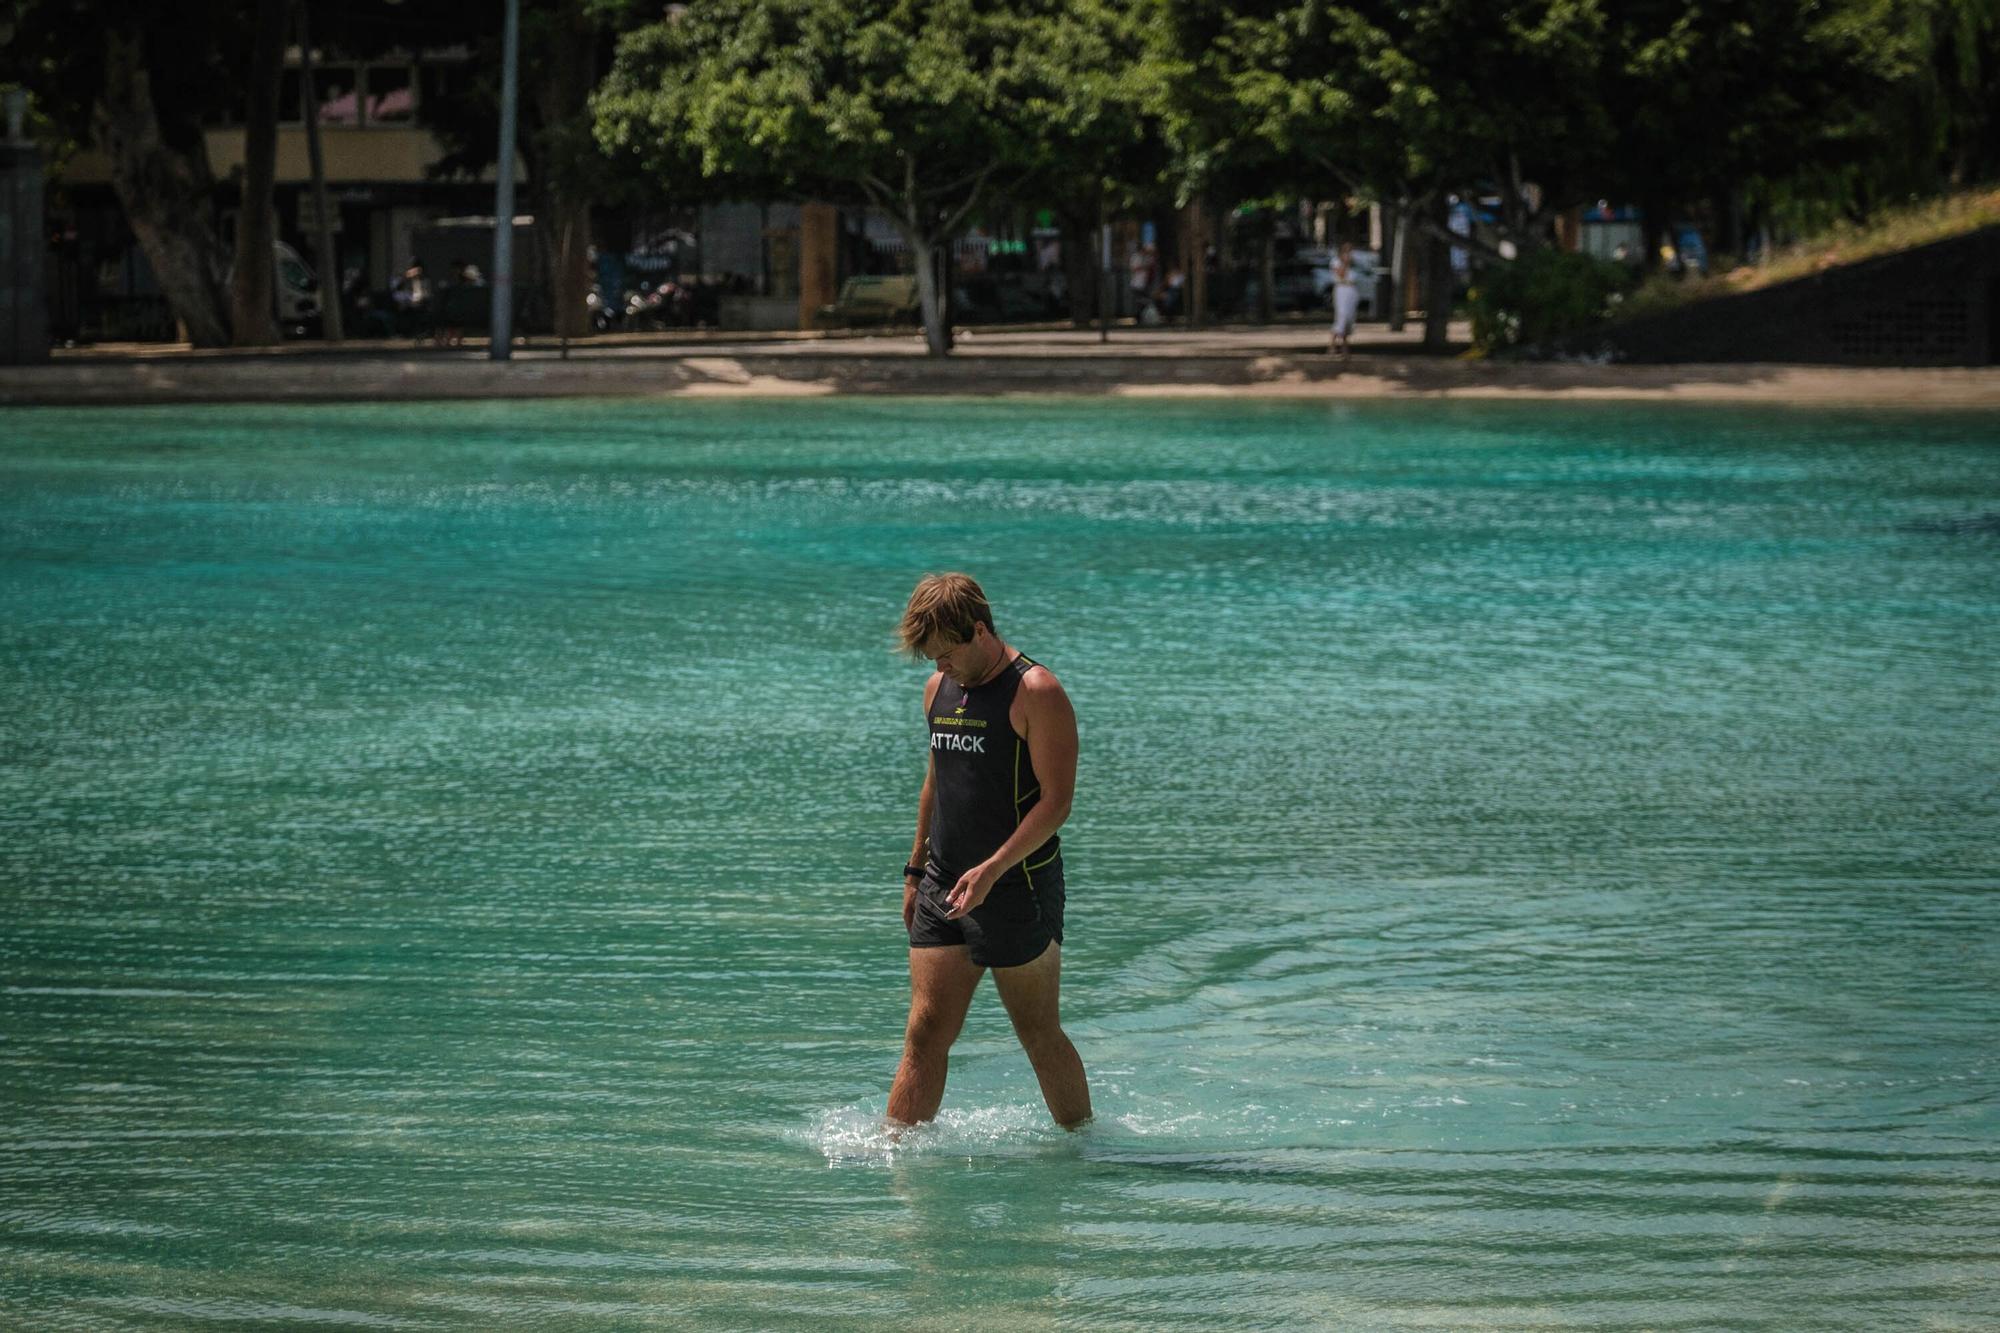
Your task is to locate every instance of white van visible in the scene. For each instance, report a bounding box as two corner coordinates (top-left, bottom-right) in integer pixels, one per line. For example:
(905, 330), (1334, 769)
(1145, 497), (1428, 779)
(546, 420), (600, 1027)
(272, 241), (321, 333)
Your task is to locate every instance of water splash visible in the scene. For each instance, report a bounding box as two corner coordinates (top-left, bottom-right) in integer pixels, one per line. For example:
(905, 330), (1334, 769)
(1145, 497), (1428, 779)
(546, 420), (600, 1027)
(802, 1102), (1073, 1167)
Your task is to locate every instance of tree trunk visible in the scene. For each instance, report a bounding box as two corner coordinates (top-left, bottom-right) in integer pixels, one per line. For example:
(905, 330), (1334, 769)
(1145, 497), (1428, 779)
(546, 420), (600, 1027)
(1639, 190), (1670, 273)
(1096, 192), (1109, 344)
(231, 0), (286, 346)
(1555, 205), (1582, 254)
(1498, 161), (1525, 242)
(92, 30), (230, 347)
(1423, 196), (1452, 351)
(938, 242), (955, 352)
(297, 0), (343, 341)
(1715, 189), (1743, 261)
(545, 193), (592, 340)
(1187, 198), (1207, 328)
(528, 0), (599, 340)
(1386, 201), (1410, 333)
(1061, 215), (1095, 328)
(911, 233), (948, 356)
(1256, 211), (1275, 324)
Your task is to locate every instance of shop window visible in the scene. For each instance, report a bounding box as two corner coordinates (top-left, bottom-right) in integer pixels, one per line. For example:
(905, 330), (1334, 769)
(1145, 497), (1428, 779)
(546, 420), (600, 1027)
(367, 66), (414, 124)
(313, 68), (360, 126)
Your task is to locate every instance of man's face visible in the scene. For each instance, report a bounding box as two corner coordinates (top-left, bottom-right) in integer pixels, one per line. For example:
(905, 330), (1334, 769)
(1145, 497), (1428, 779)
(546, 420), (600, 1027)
(921, 624), (992, 686)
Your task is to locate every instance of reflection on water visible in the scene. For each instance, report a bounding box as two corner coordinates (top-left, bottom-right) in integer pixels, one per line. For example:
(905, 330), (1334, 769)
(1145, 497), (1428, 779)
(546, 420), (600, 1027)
(2, 398), (1996, 1329)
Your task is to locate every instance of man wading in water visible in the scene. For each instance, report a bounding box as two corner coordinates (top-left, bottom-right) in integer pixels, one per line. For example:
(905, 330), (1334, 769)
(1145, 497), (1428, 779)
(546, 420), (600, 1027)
(890, 573), (1092, 1128)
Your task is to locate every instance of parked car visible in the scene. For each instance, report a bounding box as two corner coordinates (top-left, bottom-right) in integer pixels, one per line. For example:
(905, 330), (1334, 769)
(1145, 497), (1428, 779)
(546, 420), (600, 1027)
(1239, 262), (1325, 315)
(952, 273), (1057, 324)
(817, 274), (921, 328)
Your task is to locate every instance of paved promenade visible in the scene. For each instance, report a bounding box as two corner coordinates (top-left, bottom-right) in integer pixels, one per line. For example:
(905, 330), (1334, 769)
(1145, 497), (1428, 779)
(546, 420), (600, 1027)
(4, 322), (1996, 407)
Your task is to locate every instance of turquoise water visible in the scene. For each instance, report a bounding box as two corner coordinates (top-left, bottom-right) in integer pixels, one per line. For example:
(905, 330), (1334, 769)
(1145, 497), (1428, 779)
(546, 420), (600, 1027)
(2, 397), (1996, 1330)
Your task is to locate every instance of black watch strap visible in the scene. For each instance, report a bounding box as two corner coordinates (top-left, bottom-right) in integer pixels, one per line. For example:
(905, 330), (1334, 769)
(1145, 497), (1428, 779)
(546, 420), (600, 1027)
(903, 863), (925, 880)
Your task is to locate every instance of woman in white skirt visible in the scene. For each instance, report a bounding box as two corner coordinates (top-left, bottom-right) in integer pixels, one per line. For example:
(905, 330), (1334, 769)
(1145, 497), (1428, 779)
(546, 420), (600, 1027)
(1329, 242), (1360, 359)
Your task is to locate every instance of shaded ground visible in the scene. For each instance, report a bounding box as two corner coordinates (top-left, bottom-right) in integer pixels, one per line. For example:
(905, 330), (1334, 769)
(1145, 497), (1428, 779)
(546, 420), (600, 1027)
(5, 321), (1997, 406)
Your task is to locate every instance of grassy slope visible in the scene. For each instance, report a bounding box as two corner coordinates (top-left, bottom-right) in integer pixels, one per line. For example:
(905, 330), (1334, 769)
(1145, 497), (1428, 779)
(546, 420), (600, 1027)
(1617, 186), (2000, 321)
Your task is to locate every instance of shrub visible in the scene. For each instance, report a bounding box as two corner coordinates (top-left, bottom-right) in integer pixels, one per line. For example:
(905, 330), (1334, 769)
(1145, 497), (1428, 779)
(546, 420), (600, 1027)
(1468, 249), (1634, 355)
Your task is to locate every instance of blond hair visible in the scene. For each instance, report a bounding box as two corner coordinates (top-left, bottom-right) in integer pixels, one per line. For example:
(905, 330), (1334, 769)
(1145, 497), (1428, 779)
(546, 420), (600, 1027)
(897, 572), (994, 655)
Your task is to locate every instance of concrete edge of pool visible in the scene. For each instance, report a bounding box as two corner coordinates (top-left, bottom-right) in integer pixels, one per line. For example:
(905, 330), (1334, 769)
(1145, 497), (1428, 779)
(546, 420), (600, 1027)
(4, 349), (1999, 408)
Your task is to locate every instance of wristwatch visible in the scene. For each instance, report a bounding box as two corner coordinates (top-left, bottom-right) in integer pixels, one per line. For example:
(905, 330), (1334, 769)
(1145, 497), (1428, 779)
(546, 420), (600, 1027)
(903, 863), (925, 880)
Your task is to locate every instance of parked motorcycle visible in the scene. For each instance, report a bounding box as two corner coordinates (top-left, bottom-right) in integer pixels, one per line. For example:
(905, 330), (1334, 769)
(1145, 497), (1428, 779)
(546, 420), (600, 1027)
(623, 279), (692, 331)
(586, 283), (621, 333)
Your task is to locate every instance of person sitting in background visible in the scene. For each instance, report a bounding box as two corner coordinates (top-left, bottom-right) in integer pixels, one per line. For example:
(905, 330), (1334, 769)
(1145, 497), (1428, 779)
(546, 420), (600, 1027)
(1129, 242), (1158, 323)
(393, 261), (430, 312)
(389, 262), (432, 341)
(1159, 266), (1186, 321)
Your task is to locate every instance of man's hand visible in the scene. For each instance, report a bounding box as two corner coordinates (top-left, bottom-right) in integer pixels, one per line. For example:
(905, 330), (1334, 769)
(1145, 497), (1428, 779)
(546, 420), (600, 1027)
(903, 874), (920, 932)
(944, 862), (999, 920)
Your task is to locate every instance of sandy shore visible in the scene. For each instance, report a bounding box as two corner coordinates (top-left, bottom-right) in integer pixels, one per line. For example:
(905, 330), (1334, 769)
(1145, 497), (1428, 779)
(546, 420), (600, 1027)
(4, 326), (1996, 407)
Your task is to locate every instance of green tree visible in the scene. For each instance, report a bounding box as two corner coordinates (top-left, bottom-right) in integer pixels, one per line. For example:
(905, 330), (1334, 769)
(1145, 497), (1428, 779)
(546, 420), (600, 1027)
(1176, 0), (1608, 339)
(1591, 0), (1893, 262)
(1756, 0), (2000, 230)
(596, 0), (1060, 355)
(1148, 0), (1340, 325)
(1923, 0), (2000, 184)
(3, 0), (271, 346)
(1005, 0), (1167, 327)
(230, 0), (288, 347)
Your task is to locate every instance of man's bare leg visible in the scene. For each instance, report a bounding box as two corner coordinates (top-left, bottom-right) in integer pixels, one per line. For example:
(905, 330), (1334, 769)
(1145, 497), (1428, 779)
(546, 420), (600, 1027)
(887, 945), (984, 1126)
(993, 942), (1092, 1128)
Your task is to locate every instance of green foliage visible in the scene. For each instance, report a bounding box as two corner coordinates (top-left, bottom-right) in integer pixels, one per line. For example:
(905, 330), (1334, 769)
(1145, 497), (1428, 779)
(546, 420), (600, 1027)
(596, 0), (1050, 219)
(1468, 248), (1634, 354)
(1, 0), (254, 150)
(595, 0), (1147, 350)
(1593, 0), (1905, 218)
(1156, 0), (1611, 220)
(1006, 0), (1168, 220)
(0, 78), (80, 176)
(6, 0), (1992, 340)
(1176, 0), (1992, 255)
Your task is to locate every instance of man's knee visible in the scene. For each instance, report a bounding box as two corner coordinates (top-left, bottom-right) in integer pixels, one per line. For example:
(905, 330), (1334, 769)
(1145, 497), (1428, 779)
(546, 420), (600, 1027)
(903, 1006), (964, 1055)
(1012, 1019), (1070, 1063)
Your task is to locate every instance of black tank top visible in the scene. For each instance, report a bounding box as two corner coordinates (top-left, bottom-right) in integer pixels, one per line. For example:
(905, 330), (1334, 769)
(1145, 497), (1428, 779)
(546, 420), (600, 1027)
(926, 653), (1060, 886)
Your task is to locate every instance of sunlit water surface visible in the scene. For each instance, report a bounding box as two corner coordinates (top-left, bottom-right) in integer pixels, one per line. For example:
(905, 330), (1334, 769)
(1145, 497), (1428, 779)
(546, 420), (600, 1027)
(2, 398), (1996, 1330)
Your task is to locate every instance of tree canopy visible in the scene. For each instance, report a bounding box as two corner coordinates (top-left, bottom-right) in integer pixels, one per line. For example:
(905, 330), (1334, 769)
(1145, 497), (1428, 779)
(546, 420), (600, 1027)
(9, 0), (1998, 347)
(597, 0), (1146, 352)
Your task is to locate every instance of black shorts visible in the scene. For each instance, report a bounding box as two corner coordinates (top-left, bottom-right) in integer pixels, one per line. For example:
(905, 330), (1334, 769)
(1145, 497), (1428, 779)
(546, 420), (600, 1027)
(909, 860), (1064, 969)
